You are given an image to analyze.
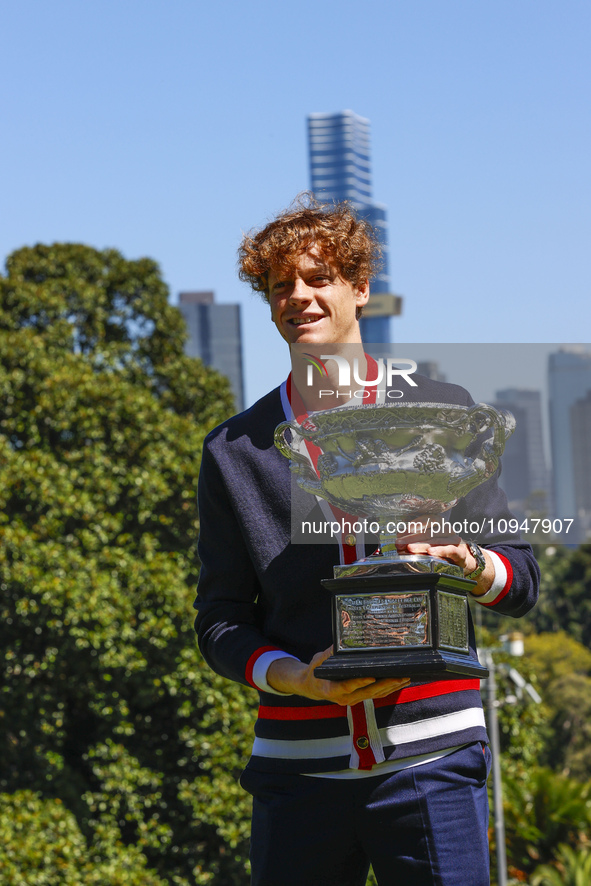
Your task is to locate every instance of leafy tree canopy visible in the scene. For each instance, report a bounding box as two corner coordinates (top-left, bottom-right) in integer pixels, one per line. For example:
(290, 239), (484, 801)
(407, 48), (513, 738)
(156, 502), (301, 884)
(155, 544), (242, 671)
(524, 631), (591, 686)
(0, 791), (168, 886)
(0, 244), (256, 885)
(526, 544), (591, 648)
(0, 243), (227, 423)
(503, 767), (591, 879)
(523, 633), (591, 781)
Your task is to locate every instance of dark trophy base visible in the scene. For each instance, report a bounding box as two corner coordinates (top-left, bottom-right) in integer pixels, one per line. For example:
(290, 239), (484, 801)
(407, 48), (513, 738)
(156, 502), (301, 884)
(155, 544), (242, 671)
(315, 571), (489, 681)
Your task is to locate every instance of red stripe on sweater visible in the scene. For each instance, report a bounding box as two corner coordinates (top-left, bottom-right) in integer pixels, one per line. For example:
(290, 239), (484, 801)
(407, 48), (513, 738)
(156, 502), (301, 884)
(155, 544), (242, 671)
(374, 678), (480, 708)
(258, 702), (349, 721)
(480, 552), (513, 607)
(245, 646), (283, 689)
(350, 701), (378, 769)
(258, 678), (480, 720)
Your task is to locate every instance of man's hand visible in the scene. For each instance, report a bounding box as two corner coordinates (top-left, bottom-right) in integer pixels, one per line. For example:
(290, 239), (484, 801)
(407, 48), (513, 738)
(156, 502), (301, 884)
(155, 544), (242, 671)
(395, 519), (494, 596)
(267, 647), (411, 705)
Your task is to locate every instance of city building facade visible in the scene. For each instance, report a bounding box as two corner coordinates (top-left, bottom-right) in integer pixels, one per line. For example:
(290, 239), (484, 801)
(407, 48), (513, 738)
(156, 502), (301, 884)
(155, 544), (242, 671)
(571, 390), (591, 515)
(178, 291), (245, 413)
(548, 347), (591, 541)
(494, 388), (551, 517)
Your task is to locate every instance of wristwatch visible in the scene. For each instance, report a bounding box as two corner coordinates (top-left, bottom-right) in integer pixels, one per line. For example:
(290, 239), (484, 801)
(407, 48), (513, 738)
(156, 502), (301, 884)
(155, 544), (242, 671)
(464, 542), (486, 581)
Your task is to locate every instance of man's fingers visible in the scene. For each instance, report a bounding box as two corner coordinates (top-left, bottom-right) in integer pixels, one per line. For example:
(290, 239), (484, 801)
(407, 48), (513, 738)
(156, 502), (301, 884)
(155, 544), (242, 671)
(399, 533), (462, 548)
(311, 645), (334, 666)
(323, 676), (376, 696)
(372, 679), (411, 698)
(335, 676), (411, 705)
(307, 647), (412, 705)
(395, 517), (462, 549)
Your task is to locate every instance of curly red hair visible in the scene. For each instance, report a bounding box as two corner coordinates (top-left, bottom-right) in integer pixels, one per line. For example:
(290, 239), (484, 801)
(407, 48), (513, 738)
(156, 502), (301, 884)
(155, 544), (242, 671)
(238, 194), (382, 300)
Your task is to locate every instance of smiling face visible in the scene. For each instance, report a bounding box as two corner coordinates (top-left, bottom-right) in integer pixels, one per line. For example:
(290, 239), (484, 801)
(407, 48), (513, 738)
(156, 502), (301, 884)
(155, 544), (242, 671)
(267, 248), (369, 346)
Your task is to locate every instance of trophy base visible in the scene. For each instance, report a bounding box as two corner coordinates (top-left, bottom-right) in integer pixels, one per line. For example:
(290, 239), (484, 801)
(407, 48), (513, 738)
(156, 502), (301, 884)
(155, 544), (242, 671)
(314, 649), (488, 680)
(315, 571), (489, 682)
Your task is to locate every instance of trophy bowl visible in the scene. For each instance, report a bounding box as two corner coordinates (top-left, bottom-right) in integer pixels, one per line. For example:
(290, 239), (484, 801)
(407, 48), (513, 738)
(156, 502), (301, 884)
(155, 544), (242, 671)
(275, 401), (515, 559)
(274, 401), (515, 680)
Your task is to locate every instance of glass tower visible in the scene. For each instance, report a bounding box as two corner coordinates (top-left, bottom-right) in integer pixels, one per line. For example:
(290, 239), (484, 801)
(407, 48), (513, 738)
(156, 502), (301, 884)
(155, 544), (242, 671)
(548, 347), (591, 540)
(307, 110), (394, 342)
(493, 388), (551, 516)
(308, 110), (373, 204)
(178, 291), (245, 413)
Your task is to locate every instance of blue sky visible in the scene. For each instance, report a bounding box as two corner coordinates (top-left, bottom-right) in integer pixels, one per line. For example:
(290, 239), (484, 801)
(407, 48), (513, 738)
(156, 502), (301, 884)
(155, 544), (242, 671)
(2, 0), (590, 406)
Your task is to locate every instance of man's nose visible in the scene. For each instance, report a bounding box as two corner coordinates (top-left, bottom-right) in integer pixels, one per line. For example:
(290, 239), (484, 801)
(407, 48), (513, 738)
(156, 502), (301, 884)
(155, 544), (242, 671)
(289, 278), (311, 302)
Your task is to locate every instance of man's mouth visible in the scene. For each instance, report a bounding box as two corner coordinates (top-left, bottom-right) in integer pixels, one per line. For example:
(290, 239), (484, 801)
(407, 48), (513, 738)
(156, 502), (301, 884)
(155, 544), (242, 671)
(290, 315), (323, 326)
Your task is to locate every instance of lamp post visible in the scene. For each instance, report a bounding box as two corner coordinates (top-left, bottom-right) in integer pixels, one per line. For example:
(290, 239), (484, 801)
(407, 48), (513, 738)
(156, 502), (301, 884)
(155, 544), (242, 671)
(481, 633), (541, 886)
(482, 648), (507, 886)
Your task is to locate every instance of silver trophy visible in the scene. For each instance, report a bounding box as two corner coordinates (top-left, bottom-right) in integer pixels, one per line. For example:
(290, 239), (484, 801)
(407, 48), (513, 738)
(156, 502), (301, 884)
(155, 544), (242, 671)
(274, 402), (515, 680)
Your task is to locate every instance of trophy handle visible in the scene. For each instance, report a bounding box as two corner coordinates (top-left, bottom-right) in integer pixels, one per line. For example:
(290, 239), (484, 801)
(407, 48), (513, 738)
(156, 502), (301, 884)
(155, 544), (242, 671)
(273, 421), (324, 493)
(471, 403), (515, 461)
(448, 404), (515, 495)
(274, 420), (302, 460)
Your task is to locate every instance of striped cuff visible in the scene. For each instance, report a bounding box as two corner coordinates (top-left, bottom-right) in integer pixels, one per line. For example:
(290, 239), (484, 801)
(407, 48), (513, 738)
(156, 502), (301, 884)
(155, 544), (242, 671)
(470, 550), (512, 606)
(251, 650), (301, 695)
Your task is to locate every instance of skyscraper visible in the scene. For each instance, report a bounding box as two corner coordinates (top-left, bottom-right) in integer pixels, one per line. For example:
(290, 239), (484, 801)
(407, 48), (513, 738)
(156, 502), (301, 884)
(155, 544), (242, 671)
(493, 388), (550, 515)
(308, 110), (375, 208)
(548, 347), (591, 539)
(571, 390), (591, 518)
(307, 110), (401, 342)
(178, 291), (245, 413)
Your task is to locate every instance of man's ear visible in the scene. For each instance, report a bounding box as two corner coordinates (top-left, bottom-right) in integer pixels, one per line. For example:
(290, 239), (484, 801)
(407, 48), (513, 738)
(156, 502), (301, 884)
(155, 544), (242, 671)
(356, 278), (370, 309)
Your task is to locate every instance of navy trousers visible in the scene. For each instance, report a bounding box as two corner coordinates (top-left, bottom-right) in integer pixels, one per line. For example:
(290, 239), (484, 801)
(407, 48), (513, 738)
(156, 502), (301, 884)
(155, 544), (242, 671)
(240, 742), (492, 886)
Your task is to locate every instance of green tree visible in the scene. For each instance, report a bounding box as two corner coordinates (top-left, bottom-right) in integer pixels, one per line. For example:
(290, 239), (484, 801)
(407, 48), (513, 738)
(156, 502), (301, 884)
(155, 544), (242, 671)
(527, 545), (591, 648)
(0, 244), (256, 884)
(523, 632), (591, 779)
(503, 767), (591, 879)
(0, 791), (168, 885)
(476, 628), (548, 776)
(477, 544), (591, 650)
(531, 844), (591, 886)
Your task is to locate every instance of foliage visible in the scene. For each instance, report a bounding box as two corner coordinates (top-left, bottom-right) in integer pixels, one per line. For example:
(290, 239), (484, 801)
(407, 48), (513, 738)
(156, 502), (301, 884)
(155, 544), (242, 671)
(502, 767), (591, 879)
(0, 244), (256, 884)
(0, 790), (167, 885)
(478, 628), (591, 884)
(525, 545), (591, 649)
(496, 671), (547, 775)
(531, 844), (591, 886)
(523, 632), (591, 780)
(477, 544), (591, 651)
(476, 628), (548, 776)
(524, 631), (591, 687)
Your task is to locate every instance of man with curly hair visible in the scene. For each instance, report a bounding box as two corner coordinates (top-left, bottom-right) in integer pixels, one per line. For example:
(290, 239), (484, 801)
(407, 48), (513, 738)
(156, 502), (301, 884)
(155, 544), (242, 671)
(195, 196), (539, 885)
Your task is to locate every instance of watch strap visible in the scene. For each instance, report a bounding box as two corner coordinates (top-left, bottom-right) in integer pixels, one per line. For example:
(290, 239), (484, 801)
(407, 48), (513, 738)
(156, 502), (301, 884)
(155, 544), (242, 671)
(465, 541), (486, 580)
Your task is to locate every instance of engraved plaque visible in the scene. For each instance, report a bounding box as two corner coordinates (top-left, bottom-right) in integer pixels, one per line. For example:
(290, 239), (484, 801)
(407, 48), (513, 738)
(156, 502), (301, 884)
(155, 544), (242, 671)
(336, 592), (431, 652)
(438, 591), (469, 653)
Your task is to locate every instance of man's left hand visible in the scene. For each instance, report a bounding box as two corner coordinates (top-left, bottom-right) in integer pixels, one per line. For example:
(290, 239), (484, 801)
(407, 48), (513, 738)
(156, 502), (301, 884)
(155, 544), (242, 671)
(395, 520), (494, 596)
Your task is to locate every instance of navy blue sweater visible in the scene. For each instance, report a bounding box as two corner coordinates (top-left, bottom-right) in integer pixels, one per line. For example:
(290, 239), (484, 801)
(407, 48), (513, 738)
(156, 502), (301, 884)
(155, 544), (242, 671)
(195, 379), (539, 774)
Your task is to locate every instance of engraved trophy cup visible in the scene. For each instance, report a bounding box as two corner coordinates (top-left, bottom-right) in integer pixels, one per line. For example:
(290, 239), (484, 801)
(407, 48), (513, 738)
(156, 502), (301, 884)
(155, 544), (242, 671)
(274, 402), (515, 680)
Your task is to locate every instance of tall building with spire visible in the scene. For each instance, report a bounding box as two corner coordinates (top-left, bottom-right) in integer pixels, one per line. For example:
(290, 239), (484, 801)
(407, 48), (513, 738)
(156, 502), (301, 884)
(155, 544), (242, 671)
(307, 110), (401, 342)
